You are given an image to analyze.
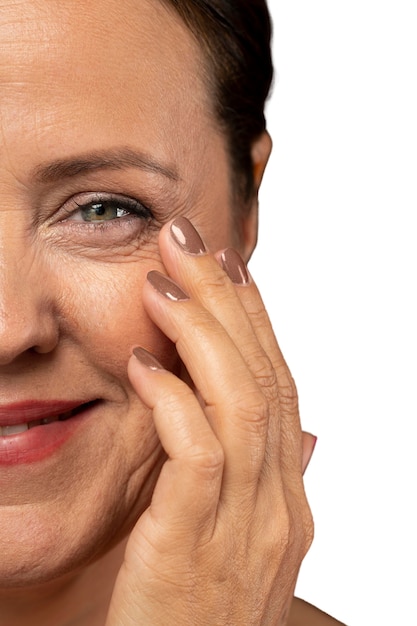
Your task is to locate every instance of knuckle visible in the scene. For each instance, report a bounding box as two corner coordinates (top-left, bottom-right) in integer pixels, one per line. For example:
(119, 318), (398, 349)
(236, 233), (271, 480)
(265, 507), (294, 559)
(280, 373), (298, 399)
(193, 269), (229, 295)
(278, 376), (299, 414)
(247, 301), (269, 331)
(250, 351), (278, 395)
(271, 500), (314, 560)
(300, 506), (315, 555)
(230, 390), (269, 435)
(188, 441), (225, 477)
(159, 385), (195, 412)
(287, 501), (315, 560)
(262, 500), (292, 546)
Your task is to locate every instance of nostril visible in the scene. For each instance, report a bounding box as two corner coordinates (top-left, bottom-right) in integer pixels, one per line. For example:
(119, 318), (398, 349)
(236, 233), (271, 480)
(32, 339), (59, 355)
(0, 319), (59, 366)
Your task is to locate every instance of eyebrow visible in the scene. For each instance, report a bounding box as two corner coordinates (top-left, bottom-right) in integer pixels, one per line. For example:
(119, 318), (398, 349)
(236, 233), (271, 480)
(32, 147), (180, 183)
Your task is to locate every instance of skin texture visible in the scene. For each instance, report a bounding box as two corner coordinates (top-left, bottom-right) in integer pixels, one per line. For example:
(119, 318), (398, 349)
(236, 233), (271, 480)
(0, 0), (233, 585)
(0, 0), (338, 624)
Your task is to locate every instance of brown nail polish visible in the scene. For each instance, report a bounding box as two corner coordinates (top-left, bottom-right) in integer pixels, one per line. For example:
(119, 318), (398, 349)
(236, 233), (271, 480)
(147, 270), (190, 301)
(133, 347), (164, 370)
(220, 248), (250, 285)
(170, 217), (206, 255)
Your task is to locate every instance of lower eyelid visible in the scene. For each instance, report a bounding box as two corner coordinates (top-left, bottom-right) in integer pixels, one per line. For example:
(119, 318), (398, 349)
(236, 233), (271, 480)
(51, 213), (159, 251)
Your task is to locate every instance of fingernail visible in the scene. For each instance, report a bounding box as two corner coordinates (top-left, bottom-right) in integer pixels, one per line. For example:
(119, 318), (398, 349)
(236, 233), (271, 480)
(302, 433), (317, 475)
(147, 270), (190, 301)
(220, 248), (250, 285)
(133, 347), (164, 370)
(170, 217), (206, 255)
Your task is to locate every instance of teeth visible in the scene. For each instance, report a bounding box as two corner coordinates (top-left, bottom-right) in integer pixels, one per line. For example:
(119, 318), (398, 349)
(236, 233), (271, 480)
(41, 417), (58, 425)
(0, 403), (92, 437)
(1, 414), (63, 437)
(1, 424), (29, 436)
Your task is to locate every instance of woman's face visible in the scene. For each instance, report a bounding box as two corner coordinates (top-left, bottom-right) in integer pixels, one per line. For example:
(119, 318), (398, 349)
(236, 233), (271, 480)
(0, 0), (244, 585)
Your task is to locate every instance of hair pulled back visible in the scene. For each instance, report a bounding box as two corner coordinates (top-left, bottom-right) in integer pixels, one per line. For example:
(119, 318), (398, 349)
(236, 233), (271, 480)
(162, 0), (273, 209)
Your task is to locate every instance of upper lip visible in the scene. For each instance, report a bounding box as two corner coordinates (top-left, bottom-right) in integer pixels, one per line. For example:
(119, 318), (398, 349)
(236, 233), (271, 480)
(0, 400), (96, 427)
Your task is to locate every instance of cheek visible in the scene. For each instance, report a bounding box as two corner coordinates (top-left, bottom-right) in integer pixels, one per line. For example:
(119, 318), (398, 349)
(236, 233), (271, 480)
(55, 256), (178, 376)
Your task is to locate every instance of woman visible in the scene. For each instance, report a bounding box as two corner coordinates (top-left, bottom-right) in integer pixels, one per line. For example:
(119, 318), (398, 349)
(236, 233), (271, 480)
(0, 0), (345, 623)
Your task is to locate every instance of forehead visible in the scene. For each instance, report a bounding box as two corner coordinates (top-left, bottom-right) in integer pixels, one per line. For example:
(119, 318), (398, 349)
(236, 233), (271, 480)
(0, 0), (198, 82)
(0, 0), (199, 77)
(0, 0), (216, 171)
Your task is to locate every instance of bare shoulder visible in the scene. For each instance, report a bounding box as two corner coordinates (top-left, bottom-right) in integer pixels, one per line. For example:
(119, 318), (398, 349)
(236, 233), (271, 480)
(288, 597), (347, 626)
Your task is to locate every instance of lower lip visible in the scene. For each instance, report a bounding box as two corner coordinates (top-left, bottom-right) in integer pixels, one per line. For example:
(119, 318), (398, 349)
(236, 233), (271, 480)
(0, 404), (98, 466)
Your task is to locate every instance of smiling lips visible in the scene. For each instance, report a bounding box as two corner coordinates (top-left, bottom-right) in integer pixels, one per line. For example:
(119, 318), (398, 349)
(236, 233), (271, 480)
(0, 413), (67, 436)
(0, 400), (97, 436)
(0, 400), (99, 465)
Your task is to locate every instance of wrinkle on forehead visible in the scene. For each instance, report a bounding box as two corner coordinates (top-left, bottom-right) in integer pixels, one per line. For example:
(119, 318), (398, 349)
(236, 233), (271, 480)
(0, 0), (218, 186)
(0, 0), (204, 81)
(0, 0), (209, 130)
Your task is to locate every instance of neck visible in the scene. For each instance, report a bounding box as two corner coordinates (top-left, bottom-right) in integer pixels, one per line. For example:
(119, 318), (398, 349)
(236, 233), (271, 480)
(0, 540), (126, 626)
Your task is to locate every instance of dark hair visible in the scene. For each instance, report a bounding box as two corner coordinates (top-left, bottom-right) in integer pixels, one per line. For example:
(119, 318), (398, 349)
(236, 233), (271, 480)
(162, 0), (273, 210)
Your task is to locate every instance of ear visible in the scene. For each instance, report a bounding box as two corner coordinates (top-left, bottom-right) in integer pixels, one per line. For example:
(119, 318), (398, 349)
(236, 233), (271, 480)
(239, 131), (272, 262)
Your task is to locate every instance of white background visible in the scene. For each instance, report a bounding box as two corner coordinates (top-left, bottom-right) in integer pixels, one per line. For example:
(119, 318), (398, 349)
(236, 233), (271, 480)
(249, 2), (416, 624)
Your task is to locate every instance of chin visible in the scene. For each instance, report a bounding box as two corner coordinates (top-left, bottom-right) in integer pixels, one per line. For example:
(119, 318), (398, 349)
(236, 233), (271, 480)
(0, 506), (106, 588)
(0, 439), (163, 591)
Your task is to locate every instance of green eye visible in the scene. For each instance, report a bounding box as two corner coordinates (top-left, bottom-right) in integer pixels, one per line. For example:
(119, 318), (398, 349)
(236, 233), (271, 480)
(66, 194), (153, 224)
(79, 201), (130, 222)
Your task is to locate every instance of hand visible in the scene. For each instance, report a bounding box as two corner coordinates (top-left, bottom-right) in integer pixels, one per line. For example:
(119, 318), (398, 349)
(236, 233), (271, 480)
(105, 217), (315, 626)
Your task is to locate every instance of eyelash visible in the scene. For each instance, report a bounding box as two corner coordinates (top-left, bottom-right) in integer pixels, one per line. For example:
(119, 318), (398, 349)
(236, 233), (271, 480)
(62, 192), (153, 225)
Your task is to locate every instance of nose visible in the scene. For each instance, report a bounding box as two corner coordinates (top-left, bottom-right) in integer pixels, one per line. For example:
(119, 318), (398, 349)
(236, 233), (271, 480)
(0, 259), (59, 366)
